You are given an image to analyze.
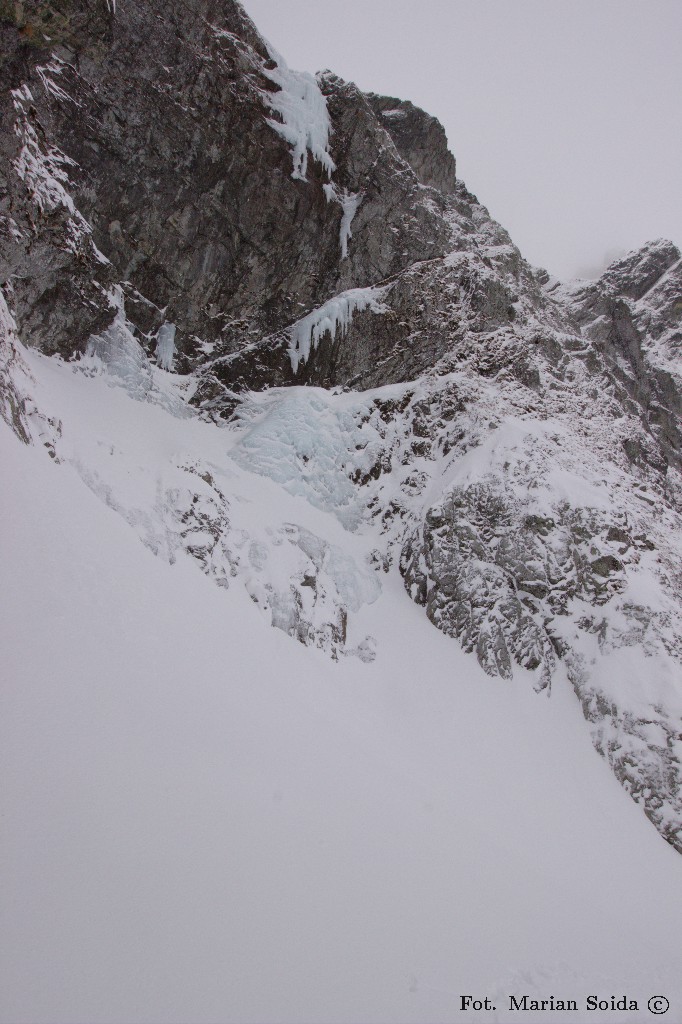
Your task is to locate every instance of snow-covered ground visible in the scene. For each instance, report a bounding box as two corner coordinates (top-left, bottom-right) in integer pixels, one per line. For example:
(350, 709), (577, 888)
(2, 346), (682, 1023)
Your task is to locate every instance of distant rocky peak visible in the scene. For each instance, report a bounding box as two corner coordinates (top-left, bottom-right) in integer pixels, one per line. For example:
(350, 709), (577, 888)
(600, 238), (681, 301)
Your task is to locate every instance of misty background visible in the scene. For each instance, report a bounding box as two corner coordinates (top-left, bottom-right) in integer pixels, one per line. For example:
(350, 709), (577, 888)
(240, 0), (682, 281)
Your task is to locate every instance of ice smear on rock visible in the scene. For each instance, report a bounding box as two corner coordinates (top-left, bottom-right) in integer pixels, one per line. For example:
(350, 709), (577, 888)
(262, 47), (335, 182)
(323, 183), (362, 258)
(155, 323), (176, 371)
(11, 84), (108, 262)
(232, 387), (365, 529)
(84, 291), (152, 398)
(242, 523), (379, 659)
(82, 292), (189, 418)
(288, 286), (389, 372)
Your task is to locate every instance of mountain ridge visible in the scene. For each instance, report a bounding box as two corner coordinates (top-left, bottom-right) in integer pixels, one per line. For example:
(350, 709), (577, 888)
(1, 0), (681, 855)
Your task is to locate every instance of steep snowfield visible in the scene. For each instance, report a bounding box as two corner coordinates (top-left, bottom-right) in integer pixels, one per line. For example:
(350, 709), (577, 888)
(2, 350), (682, 1024)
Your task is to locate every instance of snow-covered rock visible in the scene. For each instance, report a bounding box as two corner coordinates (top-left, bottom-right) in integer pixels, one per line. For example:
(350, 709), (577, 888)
(0, 0), (680, 863)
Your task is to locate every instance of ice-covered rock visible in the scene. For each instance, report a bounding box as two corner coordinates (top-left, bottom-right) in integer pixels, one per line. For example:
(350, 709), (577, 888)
(287, 286), (389, 373)
(323, 183), (362, 259)
(155, 322), (176, 371)
(262, 47), (336, 181)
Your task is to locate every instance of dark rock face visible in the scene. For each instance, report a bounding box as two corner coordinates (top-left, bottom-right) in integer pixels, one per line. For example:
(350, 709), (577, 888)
(0, 0), (113, 66)
(366, 92), (457, 194)
(1, 0), (456, 369)
(0, 1), (117, 356)
(1, 0), (682, 853)
(194, 243), (531, 405)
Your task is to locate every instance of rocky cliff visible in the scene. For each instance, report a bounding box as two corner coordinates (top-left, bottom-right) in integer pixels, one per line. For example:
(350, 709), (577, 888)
(1, 0), (681, 853)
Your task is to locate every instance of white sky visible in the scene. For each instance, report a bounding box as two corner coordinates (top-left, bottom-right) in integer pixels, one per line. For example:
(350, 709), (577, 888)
(240, 0), (682, 280)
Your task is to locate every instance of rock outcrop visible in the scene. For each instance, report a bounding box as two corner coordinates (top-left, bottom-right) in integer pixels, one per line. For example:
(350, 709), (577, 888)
(366, 92), (457, 194)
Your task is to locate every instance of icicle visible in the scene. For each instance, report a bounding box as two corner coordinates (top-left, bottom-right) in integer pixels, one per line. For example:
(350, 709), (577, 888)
(156, 323), (176, 371)
(338, 189), (361, 259)
(261, 47), (336, 182)
(324, 184), (362, 259)
(288, 286), (388, 373)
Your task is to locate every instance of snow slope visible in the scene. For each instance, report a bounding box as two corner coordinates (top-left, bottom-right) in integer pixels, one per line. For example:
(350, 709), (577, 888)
(2, 348), (682, 1024)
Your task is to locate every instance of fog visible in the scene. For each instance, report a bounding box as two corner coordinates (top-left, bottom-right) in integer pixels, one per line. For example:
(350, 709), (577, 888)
(240, 0), (682, 280)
